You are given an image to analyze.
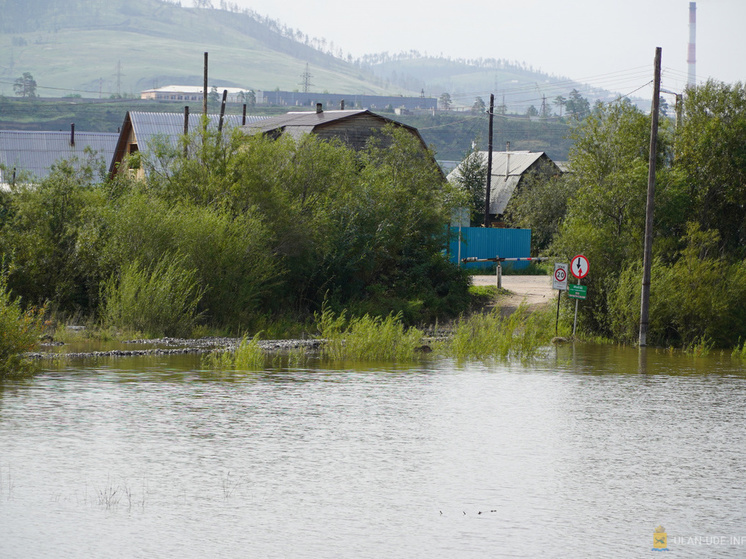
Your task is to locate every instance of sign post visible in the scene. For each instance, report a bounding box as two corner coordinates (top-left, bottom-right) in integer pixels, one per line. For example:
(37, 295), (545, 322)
(553, 263), (568, 336)
(569, 255), (589, 337)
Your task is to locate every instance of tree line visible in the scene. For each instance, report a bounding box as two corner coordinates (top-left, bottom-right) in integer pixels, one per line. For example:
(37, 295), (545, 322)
(504, 80), (746, 349)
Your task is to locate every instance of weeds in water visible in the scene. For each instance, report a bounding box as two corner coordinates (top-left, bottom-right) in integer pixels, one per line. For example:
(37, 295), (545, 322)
(683, 336), (713, 357)
(441, 304), (554, 361)
(0, 273), (45, 378)
(317, 307), (424, 362)
(732, 339), (746, 360)
(203, 334), (265, 371)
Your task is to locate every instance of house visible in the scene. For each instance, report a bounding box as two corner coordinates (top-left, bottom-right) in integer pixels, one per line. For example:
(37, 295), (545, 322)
(0, 128), (118, 188)
(109, 111), (268, 179)
(243, 105), (430, 152)
(448, 150), (562, 226)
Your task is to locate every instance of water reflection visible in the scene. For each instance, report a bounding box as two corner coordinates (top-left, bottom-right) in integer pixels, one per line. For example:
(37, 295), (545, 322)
(1, 344), (745, 558)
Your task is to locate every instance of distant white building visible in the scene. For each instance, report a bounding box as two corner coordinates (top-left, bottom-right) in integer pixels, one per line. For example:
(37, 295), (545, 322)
(140, 85), (252, 103)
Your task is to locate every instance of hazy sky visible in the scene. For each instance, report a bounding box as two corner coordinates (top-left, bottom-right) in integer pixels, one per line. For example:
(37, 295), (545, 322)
(228, 0), (744, 96)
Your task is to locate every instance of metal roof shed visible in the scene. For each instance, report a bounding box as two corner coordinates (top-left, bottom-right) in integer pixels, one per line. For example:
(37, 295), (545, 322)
(0, 129), (118, 187)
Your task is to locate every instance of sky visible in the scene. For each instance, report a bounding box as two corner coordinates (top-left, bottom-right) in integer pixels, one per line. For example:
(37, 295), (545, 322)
(226, 0), (745, 97)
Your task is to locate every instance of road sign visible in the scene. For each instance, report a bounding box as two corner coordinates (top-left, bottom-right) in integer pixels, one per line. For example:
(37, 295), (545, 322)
(553, 263), (568, 290)
(570, 254), (589, 279)
(568, 284), (587, 300)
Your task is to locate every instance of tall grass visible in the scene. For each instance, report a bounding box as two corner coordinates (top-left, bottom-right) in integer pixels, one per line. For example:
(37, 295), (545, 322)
(0, 274), (44, 378)
(317, 307), (424, 362)
(443, 304), (554, 361)
(203, 335), (265, 371)
(101, 254), (204, 338)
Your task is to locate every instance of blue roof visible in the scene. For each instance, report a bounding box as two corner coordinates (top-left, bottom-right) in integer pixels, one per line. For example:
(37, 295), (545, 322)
(0, 130), (118, 184)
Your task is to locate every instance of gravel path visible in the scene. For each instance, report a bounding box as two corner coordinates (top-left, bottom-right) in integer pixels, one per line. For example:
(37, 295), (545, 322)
(471, 274), (556, 313)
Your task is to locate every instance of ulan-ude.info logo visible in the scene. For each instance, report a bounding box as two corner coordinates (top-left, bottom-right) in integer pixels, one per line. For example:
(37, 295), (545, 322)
(652, 524), (746, 551)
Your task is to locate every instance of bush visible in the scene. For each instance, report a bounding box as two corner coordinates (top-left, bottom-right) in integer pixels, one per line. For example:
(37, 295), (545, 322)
(608, 226), (746, 348)
(317, 307), (424, 362)
(444, 304), (554, 361)
(101, 254), (205, 338)
(0, 275), (44, 378)
(203, 335), (265, 371)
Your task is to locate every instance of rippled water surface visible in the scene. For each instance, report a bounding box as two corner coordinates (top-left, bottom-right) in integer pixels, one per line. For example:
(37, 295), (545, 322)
(2, 345), (746, 558)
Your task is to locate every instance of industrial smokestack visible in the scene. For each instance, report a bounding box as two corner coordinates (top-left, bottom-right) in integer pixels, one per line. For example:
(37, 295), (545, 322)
(688, 2), (696, 87)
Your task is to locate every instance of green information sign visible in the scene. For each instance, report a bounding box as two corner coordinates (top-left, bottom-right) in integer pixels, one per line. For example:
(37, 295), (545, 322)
(568, 284), (587, 300)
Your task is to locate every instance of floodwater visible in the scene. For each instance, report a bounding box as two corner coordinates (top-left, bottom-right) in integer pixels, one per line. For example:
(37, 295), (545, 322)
(2, 344), (746, 558)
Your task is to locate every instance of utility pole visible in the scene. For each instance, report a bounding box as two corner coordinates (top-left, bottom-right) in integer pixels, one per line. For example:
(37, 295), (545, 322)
(115, 60), (123, 96)
(483, 93), (494, 228)
(639, 47), (662, 347)
(202, 52), (208, 118)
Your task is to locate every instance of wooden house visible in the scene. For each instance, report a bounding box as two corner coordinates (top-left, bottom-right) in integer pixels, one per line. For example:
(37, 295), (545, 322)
(242, 105), (429, 152)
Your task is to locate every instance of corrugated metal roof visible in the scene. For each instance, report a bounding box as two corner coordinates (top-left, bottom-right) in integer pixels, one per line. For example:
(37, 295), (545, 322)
(129, 111), (268, 151)
(245, 109), (369, 134)
(448, 151), (558, 215)
(0, 130), (118, 184)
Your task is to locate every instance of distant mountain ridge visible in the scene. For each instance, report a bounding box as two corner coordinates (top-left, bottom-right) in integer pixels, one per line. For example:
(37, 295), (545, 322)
(0, 0), (613, 111)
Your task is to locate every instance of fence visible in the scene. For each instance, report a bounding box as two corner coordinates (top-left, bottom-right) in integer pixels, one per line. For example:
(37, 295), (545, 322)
(448, 227), (532, 270)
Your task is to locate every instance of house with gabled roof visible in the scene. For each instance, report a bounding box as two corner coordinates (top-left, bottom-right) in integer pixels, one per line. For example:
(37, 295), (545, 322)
(109, 111), (269, 179)
(0, 128), (118, 188)
(448, 150), (562, 226)
(243, 104), (430, 152)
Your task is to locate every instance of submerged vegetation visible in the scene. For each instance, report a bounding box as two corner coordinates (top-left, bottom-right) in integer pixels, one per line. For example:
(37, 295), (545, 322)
(0, 275), (44, 378)
(445, 304), (555, 361)
(317, 307), (424, 362)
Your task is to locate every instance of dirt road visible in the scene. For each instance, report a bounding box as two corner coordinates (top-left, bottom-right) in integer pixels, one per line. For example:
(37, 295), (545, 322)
(471, 274), (556, 313)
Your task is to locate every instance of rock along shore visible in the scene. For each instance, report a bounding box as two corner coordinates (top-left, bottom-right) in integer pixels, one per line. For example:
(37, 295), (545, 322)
(27, 337), (323, 360)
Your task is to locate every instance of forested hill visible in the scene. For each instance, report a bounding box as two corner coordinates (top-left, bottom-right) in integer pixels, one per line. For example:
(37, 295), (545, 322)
(0, 0), (396, 97)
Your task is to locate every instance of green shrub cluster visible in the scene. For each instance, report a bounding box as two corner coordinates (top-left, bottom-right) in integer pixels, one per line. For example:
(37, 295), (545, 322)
(0, 124), (471, 338)
(0, 275), (44, 378)
(445, 305), (554, 361)
(317, 307), (424, 362)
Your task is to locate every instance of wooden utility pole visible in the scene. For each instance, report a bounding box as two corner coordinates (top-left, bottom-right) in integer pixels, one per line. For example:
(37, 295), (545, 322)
(218, 90), (227, 132)
(202, 52), (208, 117)
(183, 106), (189, 157)
(639, 47), (662, 347)
(483, 93), (494, 227)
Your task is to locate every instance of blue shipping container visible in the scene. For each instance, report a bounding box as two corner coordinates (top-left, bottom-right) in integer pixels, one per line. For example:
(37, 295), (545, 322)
(448, 227), (532, 270)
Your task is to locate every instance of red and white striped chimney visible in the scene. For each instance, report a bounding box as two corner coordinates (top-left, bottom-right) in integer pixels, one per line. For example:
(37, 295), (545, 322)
(687, 2), (696, 87)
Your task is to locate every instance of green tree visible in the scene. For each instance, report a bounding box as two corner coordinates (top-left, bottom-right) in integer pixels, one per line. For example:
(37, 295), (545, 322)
(565, 89), (590, 120)
(13, 72), (37, 98)
(675, 80), (746, 255)
(449, 142), (487, 225)
(504, 173), (576, 254)
(553, 95), (567, 117)
(439, 92), (452, 111)
(550, 100), (673, 333)
(526, 105), (539, 118)
(472, 96), (486, 114)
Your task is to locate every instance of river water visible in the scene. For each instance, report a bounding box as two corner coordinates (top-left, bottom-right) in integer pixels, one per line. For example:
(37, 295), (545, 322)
(1, 344), (745, 558)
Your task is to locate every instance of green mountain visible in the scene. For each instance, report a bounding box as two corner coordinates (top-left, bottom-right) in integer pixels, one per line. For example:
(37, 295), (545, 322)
(0, 0), (400, 97)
